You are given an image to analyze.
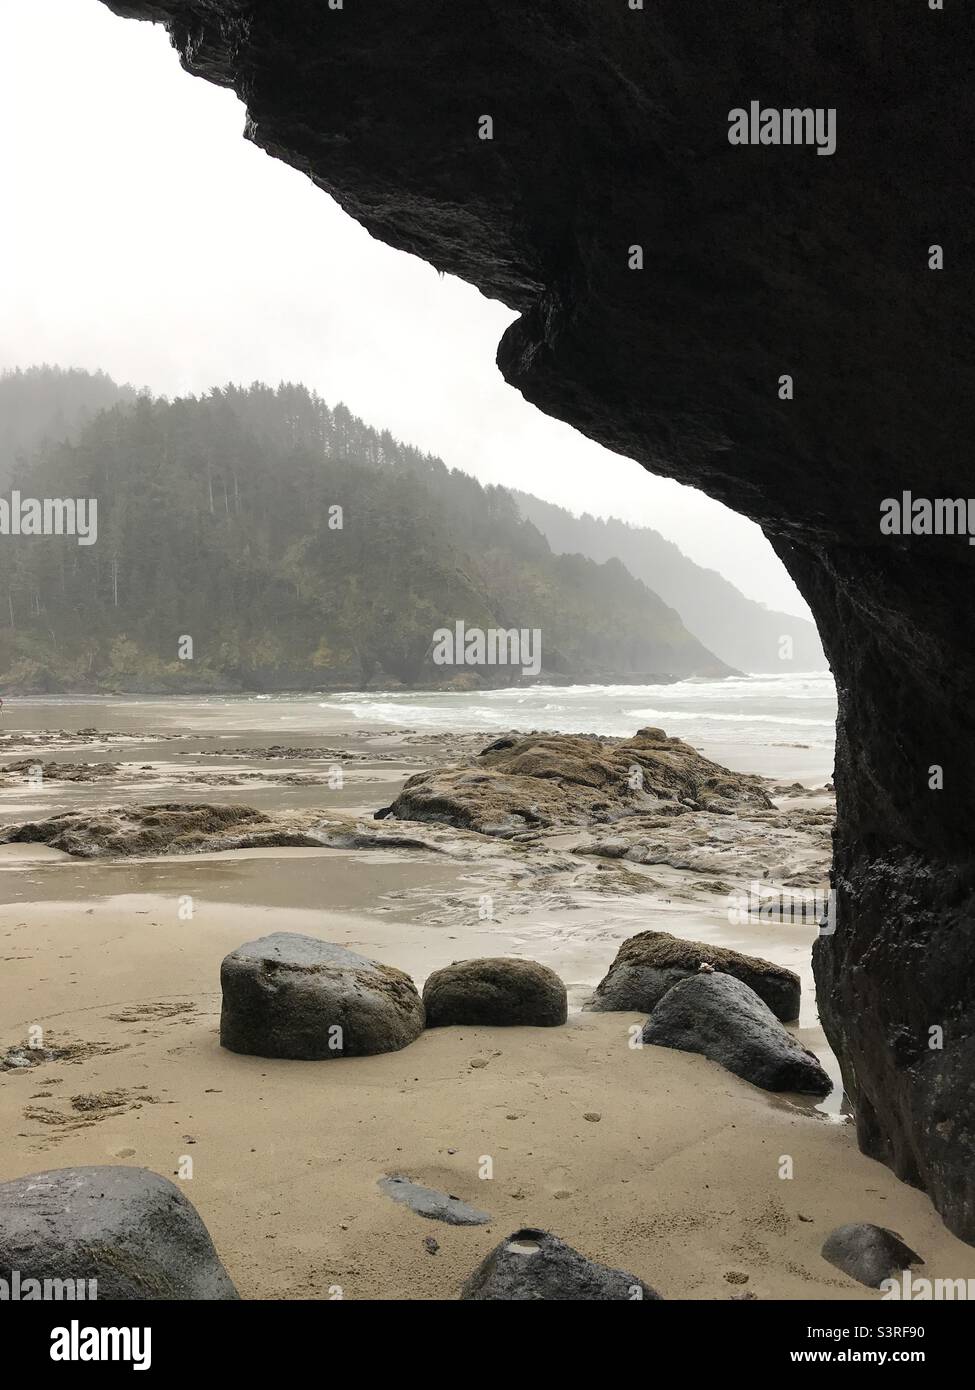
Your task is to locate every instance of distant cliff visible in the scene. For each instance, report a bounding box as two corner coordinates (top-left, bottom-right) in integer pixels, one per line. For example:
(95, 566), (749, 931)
(514, 492), (826, 675)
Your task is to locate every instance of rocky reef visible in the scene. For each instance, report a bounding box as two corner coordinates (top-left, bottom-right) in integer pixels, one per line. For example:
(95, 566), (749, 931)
(384, 728), (771, 834)
(0, 802), (476, 858)
(99, 2), (975, 1238)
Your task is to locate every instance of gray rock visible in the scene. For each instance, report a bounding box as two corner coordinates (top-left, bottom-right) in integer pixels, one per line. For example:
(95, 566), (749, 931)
(220, 932), (424, 1059)
(378, 1175), (491, 1225)
(642, 972), (832, 1095)
(821, 1223), (923, 1288)
(460, 1228), (662, 1300)
(2, 1045), (76, 1071)
(591, 929), (800, 1022)
(423, 957), (567, 1027)
(0, 1166), (238, 1299)
(0, 1050), (33, 1070)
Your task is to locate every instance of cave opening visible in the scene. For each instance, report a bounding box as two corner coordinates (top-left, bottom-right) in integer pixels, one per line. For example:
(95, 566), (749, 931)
(82, 0), (975, 1252)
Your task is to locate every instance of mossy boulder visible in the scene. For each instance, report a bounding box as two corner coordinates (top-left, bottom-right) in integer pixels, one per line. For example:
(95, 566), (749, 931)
(423, 957), (567, 1027)
(590, 929), (800, 1022)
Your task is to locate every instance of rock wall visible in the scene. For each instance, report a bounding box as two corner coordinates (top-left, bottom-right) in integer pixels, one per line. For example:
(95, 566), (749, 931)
(101, 1), (975, 1239)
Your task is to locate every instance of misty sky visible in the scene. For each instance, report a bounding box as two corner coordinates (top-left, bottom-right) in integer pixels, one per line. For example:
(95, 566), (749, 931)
(0, 0), (811, 619)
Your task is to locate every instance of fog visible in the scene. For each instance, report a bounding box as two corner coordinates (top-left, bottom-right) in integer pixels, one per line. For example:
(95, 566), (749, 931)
(0, 0), (812, 618)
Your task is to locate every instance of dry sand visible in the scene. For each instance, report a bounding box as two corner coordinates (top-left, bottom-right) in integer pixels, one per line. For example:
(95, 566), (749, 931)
(2, 697), (974, 1300)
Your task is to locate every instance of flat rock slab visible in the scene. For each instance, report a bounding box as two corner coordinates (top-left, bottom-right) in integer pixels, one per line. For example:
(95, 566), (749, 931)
(642, 972), (831, 1095)
(822, 1223), (924, 1288)
(378, 1175), (491, 1225)
(591, 929), (800, 1022)
(220, 932), (424, 1059)
(460, 1228), (662, 1300)
(0, 1166), (238, 1299)
(423, 957), (567, 1027)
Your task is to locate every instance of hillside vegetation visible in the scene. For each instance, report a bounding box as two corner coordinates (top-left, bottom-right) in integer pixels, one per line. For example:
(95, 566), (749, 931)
(0, 371), (732, 693)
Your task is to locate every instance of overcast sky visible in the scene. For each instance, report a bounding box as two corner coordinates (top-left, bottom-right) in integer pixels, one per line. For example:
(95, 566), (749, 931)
(0, 0), (811, 618)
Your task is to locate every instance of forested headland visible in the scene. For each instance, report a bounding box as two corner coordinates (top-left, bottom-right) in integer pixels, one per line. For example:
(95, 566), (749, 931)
(0, 369), (732, 693)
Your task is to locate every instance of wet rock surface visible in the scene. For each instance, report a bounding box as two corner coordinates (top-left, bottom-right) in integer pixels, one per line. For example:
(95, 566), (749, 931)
(0, 760), (378, 792)
(591, 929), (800, 1023)
(378, 1175), (491, 1226)
(388, 729), (770, 836)
(0, 803), (484, 859)
(179, 744), (405, 762)
(0, 1165), (238, 1299)
(0, 803), (287, 856)
(219, 933), (425, 1059)
(0, 759), (120, 781)
(0, 728), (177, 749)
(460, 1228), (661, 1301)
(821, 1223), (924, 1289)
(573, 800), (833, 884)
(423, 957), (568, 1028)
(642, 972), (832, 1096)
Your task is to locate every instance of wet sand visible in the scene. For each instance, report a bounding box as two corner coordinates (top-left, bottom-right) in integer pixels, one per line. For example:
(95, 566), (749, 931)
(2, 697), (973, 1299)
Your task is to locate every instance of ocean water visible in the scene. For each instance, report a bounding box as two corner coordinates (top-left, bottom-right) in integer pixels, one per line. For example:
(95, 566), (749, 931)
(2, 673), (836, 785)
(318, 671), (837, 785)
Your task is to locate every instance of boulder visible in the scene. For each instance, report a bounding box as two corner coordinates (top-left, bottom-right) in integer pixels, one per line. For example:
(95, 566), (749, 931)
(0, 804), (453, 859)
(220, 932), (424, 1059)
(642, 972), (832, 1095)
(459, 1228), (661, 1300)
(423, 957), (567, 1027)
(0, 1166), (238, 1299)
(591, 929), (800, 1022)
(821, 1223), (923, 1288)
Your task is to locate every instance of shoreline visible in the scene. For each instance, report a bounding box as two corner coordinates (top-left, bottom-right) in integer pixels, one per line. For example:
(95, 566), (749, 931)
(2, 702), (954, 1302)
(0, 671), (706, 700)
(0, 682), (837, 787)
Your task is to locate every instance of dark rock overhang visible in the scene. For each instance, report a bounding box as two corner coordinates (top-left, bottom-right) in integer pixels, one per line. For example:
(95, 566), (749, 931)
(98, 0), (975, 1242)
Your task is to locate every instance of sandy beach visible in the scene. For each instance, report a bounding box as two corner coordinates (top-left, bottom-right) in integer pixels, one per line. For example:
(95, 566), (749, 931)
(2, 696), (974, 1300)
